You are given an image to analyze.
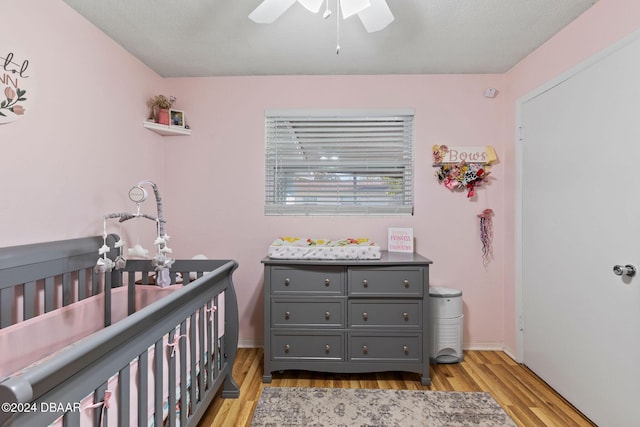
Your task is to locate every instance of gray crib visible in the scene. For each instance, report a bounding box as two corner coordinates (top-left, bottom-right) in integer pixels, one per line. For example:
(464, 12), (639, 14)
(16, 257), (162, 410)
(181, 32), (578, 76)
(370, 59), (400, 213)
(0, 234), (239, 427)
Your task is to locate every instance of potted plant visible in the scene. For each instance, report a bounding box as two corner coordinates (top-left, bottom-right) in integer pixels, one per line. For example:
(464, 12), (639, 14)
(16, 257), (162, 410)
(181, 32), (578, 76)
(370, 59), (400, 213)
(147, 95), (174, 125)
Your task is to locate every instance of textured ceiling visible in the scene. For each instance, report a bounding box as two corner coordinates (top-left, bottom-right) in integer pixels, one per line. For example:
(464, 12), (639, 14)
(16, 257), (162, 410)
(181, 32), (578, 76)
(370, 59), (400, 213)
(61, 0), (599, 77)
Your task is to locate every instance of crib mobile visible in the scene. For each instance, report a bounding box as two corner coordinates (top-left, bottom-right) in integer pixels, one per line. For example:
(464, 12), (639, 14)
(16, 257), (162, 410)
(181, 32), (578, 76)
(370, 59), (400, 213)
(95, 179), (174, 287)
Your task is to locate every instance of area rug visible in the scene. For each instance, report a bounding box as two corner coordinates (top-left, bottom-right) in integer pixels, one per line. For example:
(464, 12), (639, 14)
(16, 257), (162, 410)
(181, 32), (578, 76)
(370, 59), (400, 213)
(250, 387), (517, 427)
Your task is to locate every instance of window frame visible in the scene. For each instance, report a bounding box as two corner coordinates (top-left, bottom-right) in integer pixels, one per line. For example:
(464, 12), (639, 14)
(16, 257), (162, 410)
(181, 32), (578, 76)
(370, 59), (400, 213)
(264, 109), (415, 216)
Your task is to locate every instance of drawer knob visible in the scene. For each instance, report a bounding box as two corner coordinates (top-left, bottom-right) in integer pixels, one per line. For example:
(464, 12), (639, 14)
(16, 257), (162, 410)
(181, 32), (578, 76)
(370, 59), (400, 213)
(403, 279), (410, 288)
(403, 345), (409, 354)
(284, 278), (290, 286)
(284, 311), (290, 320)
(362, 279), (369, 287)
(362, 312), (368, 320)
(284, 344), (290, 353)
(325, 344), (331, 352)
(325, 311), (331, 319)
(362, 345), (368, 354)
(324, 278), (331, 286)
(403, 312), (409, 321)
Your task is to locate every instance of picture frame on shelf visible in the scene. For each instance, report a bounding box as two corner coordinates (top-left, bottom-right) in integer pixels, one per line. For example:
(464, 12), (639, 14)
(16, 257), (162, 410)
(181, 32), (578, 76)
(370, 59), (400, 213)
(169, 109), (185, 128)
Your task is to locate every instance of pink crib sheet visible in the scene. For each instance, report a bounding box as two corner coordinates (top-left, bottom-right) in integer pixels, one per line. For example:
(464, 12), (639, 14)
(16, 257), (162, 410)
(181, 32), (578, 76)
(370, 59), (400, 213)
(0, 285), (181, 380)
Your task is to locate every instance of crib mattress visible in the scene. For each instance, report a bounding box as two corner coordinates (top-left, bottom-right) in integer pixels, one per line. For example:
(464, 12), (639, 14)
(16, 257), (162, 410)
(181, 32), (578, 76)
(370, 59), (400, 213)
(268, 237), (381, 260)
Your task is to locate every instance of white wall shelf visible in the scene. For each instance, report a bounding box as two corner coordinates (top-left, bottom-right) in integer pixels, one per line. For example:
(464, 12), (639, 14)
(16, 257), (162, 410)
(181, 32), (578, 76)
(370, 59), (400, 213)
(143, 121), (191, 136)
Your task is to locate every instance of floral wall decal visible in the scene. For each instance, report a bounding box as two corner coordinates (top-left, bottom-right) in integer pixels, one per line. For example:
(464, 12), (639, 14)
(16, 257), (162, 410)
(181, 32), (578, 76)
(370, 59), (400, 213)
(1, 86), (27, 117)
(1, 51), (31, 124)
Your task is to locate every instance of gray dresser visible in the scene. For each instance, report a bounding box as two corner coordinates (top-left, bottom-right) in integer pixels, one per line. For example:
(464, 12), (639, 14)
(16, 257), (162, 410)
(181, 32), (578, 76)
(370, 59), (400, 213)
(261, 252), (433, 385)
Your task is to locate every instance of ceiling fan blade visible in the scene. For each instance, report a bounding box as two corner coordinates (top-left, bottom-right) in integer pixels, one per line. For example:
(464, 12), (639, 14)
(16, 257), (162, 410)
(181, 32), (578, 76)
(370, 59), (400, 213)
(249, 0), (297, 23)
(357, 0), (394, 32)
(340, 0), (371, 19)
(298, 0), (324, 13)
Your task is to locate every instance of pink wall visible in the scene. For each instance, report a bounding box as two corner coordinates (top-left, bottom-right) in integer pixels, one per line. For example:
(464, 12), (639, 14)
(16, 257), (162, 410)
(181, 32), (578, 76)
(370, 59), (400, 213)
(5, 0), (639, 352)
(501, 0), (640, 352)
(162, 74), (507, 347)
(0, 0), (165, 247)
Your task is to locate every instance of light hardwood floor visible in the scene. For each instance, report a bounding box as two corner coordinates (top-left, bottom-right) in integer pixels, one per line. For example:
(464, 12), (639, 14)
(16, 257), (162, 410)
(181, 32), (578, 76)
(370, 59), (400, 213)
(198, 348), (596, 427)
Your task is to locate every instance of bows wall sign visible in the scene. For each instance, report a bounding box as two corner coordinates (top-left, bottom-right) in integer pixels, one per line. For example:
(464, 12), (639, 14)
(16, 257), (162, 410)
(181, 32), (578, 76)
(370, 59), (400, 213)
(433, 145), (497, 198)
(1, 52), (31, 124)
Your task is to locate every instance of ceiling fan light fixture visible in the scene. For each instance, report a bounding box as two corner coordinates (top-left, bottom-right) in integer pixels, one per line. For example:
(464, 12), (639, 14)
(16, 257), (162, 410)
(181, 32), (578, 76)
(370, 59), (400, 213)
(357, 0), (394, 32)
(298, 0), (324, 13)
(248, 0), (394, 42)
(339, 0), (371, 19)
(249, 0), (297, 23)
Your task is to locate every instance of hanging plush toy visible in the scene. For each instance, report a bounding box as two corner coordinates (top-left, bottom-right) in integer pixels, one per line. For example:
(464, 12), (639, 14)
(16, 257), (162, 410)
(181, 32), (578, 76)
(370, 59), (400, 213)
(113, 237), (127, 269)
(477, 208), (494, 267)
(95, 223), (115, 273)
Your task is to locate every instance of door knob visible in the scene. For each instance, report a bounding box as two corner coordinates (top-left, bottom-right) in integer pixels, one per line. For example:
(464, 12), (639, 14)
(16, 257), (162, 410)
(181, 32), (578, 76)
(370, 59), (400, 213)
(613, 264), (636, 277)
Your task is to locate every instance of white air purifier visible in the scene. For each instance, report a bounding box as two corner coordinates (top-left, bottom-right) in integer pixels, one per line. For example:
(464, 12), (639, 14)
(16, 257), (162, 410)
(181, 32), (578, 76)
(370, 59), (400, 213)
(429, 287), (464, 363)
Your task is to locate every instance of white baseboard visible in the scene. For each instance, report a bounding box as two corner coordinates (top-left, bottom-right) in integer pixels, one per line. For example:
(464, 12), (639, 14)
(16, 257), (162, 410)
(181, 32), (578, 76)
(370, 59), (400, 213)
(463, 342), (503, 351)
(464, 342), (517, 362)
(501, 347), (517, 361)
(238, 338), (263, 348)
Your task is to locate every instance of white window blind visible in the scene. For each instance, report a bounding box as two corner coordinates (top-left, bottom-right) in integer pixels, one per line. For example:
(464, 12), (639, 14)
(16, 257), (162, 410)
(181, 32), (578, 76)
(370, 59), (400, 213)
(264, 109), (414, 215)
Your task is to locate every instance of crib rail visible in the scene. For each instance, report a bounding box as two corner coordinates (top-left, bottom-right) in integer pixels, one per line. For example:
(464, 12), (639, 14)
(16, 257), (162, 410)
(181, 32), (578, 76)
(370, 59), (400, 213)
(0, 259), (239, 427)
(0, 235), (118, 329)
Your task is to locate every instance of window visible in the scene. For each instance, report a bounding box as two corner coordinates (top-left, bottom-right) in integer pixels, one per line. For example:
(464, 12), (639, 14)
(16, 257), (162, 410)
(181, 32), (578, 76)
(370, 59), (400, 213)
(264, 109), (414, 215)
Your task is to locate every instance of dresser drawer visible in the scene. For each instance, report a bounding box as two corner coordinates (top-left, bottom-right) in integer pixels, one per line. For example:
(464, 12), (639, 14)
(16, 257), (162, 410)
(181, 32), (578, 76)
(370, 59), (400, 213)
(271, 332), (345, 360)
(348, 267), (424, 297)
(348, 332), (422, 362)
(271, 298), (345, 328)
(270, 266), (344, 295)
(349, 300), (421, 328)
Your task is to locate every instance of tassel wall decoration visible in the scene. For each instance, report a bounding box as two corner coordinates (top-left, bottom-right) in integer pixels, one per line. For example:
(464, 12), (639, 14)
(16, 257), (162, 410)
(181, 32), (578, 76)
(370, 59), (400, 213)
(477, 208), (494, 267)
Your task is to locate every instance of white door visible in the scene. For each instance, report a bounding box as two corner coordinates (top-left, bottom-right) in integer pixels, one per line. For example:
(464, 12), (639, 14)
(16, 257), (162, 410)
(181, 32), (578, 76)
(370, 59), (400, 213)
(519, 33), (640, 426)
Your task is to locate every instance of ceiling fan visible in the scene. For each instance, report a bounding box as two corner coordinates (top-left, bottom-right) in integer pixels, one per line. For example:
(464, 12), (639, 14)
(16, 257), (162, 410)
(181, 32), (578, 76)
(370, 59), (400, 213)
(249, 0), (394, 33)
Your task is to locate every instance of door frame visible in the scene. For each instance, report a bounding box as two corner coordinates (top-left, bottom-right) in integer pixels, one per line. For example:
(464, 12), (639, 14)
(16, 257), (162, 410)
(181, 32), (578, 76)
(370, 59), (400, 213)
(514, 28), (640, 363)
